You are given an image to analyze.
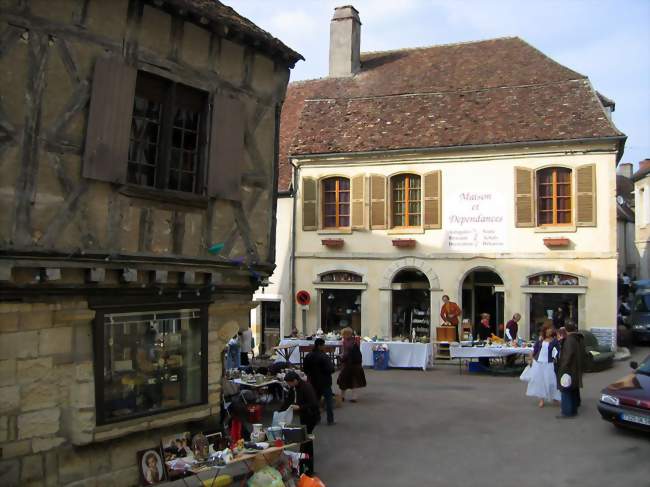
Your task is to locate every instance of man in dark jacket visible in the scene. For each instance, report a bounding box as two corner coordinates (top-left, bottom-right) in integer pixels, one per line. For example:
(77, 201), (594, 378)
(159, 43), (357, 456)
(556, 323), (586, 418)
(303, 338), (335, 425)
(282, 371), (320, 475)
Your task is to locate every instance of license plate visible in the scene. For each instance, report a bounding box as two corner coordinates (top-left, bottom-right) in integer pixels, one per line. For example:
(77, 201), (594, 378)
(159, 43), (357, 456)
(621, 413), (650, 426)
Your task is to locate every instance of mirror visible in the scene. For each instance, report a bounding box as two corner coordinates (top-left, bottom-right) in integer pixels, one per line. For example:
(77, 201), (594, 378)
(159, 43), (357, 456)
(630, 361), (638, 370)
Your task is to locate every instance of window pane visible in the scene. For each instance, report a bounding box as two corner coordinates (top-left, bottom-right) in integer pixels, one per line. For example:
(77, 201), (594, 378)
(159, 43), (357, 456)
(556, 169), (571, 183)
(101, 309), (203, 423)
(339, 202), (349, 217)
(557, 211), (571, 224)
(557, 183), (571, 197)
(170, 149), (181, 172)
(538, 211), (553, 225)
(557, 197), (571, 211)
(168, 170), (179, 191)
(339, 215), (350, 227)
(324, 215), (336, 228)
(338, 178), (350, 191)
(339, 191), (350, 204)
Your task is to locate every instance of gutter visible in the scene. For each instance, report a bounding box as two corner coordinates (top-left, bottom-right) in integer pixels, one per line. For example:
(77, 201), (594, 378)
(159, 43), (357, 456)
(291, 135), (627, 164)
(290, 168), (298, 331)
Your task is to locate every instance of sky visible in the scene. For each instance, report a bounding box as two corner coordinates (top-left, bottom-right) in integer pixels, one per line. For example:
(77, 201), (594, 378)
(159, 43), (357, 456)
(228, 0), (650, 169)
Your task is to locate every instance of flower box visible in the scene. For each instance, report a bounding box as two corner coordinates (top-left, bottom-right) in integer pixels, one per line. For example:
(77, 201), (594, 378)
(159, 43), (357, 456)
(321, 238), (344, 248)
(392, 238), (416, 248)
(543, 237), (570, 248)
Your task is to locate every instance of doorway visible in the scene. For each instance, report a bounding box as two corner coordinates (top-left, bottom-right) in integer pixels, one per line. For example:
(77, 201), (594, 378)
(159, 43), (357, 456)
(461, 270), (504, 336)
(260, 301), (280, 355)
(391, 269), (431, 340)
(529, 293), (579, 338)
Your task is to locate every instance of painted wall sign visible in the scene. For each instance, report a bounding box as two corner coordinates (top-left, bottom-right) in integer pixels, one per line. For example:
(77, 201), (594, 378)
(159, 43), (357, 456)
(445, 190), (509, 252)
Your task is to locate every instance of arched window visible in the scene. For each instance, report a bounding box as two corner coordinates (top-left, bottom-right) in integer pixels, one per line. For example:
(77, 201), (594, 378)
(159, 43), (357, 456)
(321, 177), (350, 228)
(537, 167), (572, 225)
(391, 174), (421, 227)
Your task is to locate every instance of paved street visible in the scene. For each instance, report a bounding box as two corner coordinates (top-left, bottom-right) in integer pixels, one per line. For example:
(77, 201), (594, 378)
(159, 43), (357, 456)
(314, 348), (650, 487)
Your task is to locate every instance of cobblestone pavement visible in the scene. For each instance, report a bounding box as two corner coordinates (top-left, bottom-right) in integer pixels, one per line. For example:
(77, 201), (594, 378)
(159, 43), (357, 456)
(314, 347), (650, 487)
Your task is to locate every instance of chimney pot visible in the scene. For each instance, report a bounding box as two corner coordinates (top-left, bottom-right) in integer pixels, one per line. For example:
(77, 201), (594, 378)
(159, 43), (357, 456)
(617, 163), (633, 179)
(329, 5), (361, 77)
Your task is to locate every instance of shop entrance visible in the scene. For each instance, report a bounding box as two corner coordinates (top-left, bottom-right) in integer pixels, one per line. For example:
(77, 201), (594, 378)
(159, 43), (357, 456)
(320, 289), (361, 334)
(260, 301), (280, 355)
(529, 293), (579, 338)
(391, 269), (431, 340)
(461, 270), (504, 336)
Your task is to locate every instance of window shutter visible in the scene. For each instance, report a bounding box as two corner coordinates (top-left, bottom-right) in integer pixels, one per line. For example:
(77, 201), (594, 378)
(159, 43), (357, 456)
(423, 171), (442, 229)
(370, 174), (387, 229)
(83, 57), (136, 184)
(351, 174), (365, 230)
(515, 167), (535, 227)
(207, 94), (244, 201)
(576, 164), (596, 226)
(302, 177), (317, 231)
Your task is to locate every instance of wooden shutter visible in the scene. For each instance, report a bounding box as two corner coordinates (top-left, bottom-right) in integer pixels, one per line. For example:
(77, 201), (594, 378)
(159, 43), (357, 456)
(302, 177), (317, 231)
(207, 94), (244, 201)
(370, 174), (387, 229)
(515, 167), (535, 227)
(83, 57), (136, 184)
(351, 175), (365, 230)
(423, 171), (442, 229)
(576, 164), (596, 226)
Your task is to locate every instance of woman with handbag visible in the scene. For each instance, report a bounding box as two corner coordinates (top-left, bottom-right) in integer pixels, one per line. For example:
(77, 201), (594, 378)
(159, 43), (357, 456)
(525, 322), (561, 407)
(336, 327), (366, 402)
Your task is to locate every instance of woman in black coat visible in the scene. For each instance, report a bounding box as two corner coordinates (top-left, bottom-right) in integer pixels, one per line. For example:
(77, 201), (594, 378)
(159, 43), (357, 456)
(337, 327), (366, 402)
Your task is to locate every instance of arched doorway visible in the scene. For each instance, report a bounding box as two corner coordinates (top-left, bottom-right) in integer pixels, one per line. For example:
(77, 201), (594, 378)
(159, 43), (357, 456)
(391, 269), (431, 340)
(461, 269), (504, 337)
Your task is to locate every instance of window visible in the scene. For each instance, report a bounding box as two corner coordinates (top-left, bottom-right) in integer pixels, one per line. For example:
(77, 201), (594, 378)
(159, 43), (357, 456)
(537, 167), (572, 225)
(128, 71), (207, 193)
(95, 307), (207, 424)
(392, 174), (421, 227)
(322, 177), (350, 228)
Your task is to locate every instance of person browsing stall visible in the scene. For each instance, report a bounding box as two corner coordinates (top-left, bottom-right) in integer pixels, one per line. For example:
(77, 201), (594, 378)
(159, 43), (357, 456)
(282, 371), (320, 475)
(505, 313), (521, 341)
(440, 295), (462, 326)
(337, 327), (366, 402)
(303, 338), (336, 425)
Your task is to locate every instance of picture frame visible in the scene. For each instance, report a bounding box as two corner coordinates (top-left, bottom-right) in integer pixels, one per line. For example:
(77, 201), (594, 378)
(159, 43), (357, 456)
(137, 448), (166, 486)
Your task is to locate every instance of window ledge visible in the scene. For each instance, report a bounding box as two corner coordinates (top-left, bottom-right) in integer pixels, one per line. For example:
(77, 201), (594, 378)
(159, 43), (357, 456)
(387, 227), (425, 235)
(534, 226), (577, 234)
(92, 403), (211, 443)
(317, 229), (352, 235)
(119, 184), (209, 209)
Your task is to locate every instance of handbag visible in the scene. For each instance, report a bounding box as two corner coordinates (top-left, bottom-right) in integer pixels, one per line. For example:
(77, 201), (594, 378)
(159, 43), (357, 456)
(519, 364), (532, 382)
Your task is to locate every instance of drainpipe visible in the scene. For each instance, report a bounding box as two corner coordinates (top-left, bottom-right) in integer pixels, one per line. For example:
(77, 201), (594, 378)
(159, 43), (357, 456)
(290, 162), (298, 330)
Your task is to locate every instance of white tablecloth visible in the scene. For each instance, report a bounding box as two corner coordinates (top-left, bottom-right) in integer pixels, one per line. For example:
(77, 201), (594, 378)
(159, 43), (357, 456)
(449, 345), (533, 359)
(360, 341), (433, 370)
(275, 339), (342, 363)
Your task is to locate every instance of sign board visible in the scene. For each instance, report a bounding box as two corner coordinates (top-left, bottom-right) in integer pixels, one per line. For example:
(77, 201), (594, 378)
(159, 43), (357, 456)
(444, 189), (509, 252)
(296, 290), (311, 306)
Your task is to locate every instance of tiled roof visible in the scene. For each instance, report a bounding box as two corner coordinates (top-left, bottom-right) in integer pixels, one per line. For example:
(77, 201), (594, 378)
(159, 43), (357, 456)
(278, 37), (624, 191)
(166, 1), (303, 65)
(633, 159), (650, 182)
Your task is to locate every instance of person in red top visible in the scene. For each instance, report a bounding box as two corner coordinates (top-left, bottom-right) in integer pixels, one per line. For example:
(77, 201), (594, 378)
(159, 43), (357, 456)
(440, 295), (462, 326)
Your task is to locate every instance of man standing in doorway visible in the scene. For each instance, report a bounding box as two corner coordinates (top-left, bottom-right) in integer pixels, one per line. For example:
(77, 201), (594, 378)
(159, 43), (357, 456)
(303, 338), (335, 425)
(556, 322), (586, 418)
(239, 326), (253, 366)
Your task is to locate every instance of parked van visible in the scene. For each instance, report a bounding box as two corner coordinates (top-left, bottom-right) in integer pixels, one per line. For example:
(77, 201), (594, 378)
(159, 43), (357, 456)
(631, 287), (650, 343)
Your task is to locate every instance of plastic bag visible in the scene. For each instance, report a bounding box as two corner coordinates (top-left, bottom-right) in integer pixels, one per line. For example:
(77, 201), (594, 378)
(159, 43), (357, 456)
(298, 474), (326, 487)
(272, 407), (294, 426)
(519, 365), (532, 382)
(248, 466), (285, 487)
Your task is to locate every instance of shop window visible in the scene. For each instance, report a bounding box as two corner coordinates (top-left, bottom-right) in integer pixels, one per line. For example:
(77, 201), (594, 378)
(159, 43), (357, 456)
(391, 174), (421, 227)
(94, 307), (207, 425)
(528, 273), (579, 286)
(537, 167), (572, 225)
(529, 294), (578, 338)
(321, 289), (361, 334)
(128, 72), (207, 193)
(321, 177), (350, 228)
(320, 271), (362, 283)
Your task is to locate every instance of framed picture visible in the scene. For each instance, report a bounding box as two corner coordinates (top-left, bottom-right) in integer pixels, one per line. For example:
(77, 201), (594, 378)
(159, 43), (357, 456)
(137, 448), (166, 486)
(161, 431), (192, 462)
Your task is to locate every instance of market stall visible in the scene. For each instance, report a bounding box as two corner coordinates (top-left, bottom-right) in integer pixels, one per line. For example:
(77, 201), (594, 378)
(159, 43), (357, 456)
(275, 339), (342, 364)
(449, 344), (533, 374)
(360, 341), (433, 370)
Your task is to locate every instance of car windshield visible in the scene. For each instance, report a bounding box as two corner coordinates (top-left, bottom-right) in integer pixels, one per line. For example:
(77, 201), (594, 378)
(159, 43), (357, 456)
(637, 357), (650, 375)
(634, 294), (650, 312)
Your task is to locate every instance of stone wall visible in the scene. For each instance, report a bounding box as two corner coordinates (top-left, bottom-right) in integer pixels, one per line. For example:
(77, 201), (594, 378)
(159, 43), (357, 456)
(0, 296), (252, 487)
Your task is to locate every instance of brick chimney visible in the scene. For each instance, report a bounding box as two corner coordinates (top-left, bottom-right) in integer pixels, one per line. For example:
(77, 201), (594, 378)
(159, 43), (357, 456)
(617, 163), (633, 179)
(329, 5), (361, 77)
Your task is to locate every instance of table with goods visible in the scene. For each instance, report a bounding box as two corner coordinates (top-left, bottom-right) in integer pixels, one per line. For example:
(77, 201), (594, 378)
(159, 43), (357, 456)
(449, 335), (534, 374)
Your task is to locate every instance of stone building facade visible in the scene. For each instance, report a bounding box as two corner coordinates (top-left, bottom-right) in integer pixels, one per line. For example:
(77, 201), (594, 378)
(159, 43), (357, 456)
(0, 0), (300, 485)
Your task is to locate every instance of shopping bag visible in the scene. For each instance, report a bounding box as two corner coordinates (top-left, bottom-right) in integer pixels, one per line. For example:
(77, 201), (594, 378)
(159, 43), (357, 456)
(519, 365), (532, 382)
(298, 474), (326, 487)
(272, 407), (294, 426)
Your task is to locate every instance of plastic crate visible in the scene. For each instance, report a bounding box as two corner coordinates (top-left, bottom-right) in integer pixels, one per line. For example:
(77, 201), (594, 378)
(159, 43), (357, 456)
(372, 350), (390, 370)
(246, 404), (263, 423)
